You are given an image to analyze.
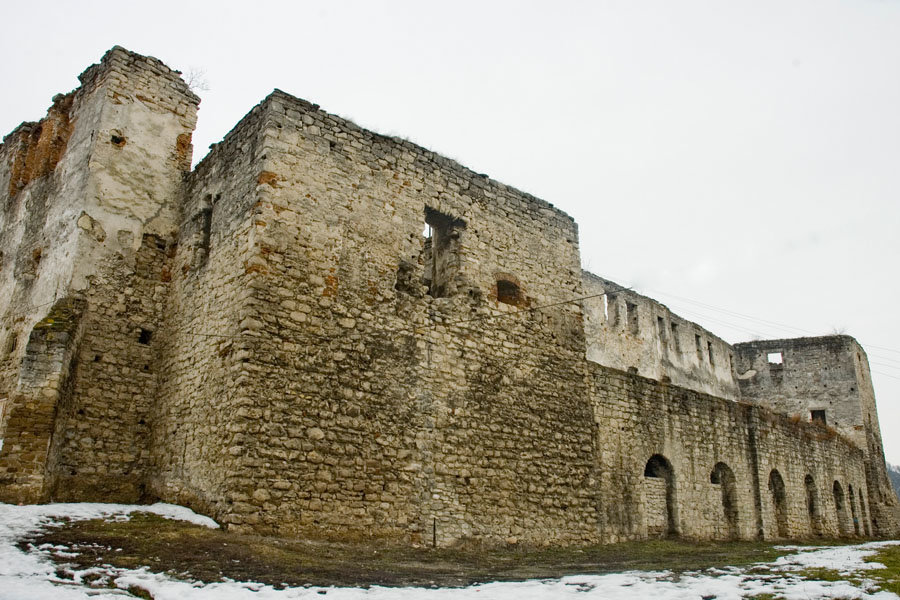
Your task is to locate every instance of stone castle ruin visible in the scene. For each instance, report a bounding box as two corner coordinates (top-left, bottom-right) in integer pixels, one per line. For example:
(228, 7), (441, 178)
(0, 47), (897, 545)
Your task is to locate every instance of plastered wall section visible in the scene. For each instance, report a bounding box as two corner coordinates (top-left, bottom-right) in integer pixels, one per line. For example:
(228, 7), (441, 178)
(0, 47), (198, 502)
(589, 362), (873, 542)
(207, 91), (601, 545)
(582, 272), (739, 400)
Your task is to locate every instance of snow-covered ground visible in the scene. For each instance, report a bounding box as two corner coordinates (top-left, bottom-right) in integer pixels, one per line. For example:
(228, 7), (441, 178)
(1, 502), (898, 600)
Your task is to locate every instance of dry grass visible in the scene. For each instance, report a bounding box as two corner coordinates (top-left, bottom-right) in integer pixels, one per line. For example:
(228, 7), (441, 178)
(21, 513), (844, 589)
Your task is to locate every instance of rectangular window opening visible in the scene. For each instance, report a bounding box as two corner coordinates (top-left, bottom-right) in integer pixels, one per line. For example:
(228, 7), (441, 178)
(767, 351), (783, 365)
(707, 341), (715, 366)
(626, 301), (639, 335)
(670, 322), (680, 352)
(695, 333), (703, 361)
(811, 410), (827, 425)
(603, 294), (609, 322)
(423, 207), (465, 298)
(138, 328), (153, 345)
(608, 294), (619, 327)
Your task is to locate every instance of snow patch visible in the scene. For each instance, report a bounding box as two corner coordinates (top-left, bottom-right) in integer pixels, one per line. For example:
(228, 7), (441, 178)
(0, 502), (898, 600)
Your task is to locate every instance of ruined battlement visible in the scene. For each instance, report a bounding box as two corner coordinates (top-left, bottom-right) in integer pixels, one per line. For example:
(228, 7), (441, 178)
(0, 47), (896, 545)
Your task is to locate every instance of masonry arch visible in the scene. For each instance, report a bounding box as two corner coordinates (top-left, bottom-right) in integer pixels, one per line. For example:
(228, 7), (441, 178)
(710, 462), (739, 538)
(643, 454), (677, 538)
(805, 474), (823, 536)
(859, 488), (870, 536)
(768, 469), (789, 538)
(833, 481), (848, 536)
(848, 484), (860, 535)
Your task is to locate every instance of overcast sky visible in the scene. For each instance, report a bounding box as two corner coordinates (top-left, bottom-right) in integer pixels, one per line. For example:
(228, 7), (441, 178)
(2, 0), (899, 463)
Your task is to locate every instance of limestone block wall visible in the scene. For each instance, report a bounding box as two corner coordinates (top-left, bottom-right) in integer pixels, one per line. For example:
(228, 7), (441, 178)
(0, 46), (198, 502)
(734, 336), (900, 535)
(583, 272), (739, 400)
(590, 362), (873, 542)
(196, 91), (602, 545)
(0, 298), (85, 502)
(147, 98), (270, 518)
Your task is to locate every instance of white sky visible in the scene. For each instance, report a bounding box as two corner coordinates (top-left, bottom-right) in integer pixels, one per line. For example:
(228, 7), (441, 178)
(2, 1), (899, 463)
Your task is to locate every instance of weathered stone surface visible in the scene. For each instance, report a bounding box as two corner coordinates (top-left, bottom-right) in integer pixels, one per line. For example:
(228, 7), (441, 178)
(0, 46), (896, 546)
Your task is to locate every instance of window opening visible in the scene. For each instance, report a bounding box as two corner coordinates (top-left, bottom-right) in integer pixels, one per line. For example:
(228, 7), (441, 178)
(767, 351), (783, 365)
(496, 278), (523, 306)
(707, 341), (715, 366)
(608, 295), (619, 327)
(811, 410), (827, 425)
(138, 328), (153, 345)
(670, 322), (680, 352)
(626, 301), (639, 335)
(603, 294), (609, 321)
(695, 334), (703, 361)
(423, 207), (465, 298)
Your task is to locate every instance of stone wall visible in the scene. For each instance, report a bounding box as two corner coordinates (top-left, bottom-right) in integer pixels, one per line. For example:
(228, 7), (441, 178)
(1, 46), (896, 545)
(582, 272), (739, 400)
(590, 361), (873, 541)
(192, 91), (601, 545)
(0, 46), (198, 502)
(735, 336), (900, 536)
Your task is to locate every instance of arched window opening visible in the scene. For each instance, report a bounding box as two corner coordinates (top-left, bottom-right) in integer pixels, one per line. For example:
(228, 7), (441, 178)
(643, 454), (677, 538)
(805, 474), (822, 536)
(768, 469), (789, 538)
(711, 462), (739, 539)
(496, 278), (523, 306)
(833, 481), (848, 536)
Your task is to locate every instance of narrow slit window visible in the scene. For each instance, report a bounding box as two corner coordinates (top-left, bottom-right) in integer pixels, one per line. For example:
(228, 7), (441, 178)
(707, 341), (714, 366)
(695, 334), (703, 361)
(670, 322), (680, 352)
(657, 316), (666, 342)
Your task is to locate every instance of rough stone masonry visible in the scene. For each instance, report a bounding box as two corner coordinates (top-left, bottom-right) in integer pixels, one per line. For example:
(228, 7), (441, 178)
(0, 46), (897, 546)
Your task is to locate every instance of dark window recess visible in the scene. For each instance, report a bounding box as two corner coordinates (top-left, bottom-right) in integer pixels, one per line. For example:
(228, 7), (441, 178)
(194, 196), (214, 268)
(670, 322), (680, 351)
(608, 294), (619, 327)
(626, 301), (639, 334)
(138, 329), (153, 345)
(695, 334), (703, 361)
(657, 316), (666, 342)
(708, 341), (715, 366)
(497, 279), (523, 306)
(423, 207), (466, 298)
(811, 410), (827, 425)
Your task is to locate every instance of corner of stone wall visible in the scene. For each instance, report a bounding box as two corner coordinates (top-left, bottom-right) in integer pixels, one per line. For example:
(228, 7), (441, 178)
(0, 296), (85, 503)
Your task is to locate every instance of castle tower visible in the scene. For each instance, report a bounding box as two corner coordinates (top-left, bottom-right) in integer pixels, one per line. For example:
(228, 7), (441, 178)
(0, 47), (198, 502)
(734, 336), (900, 536)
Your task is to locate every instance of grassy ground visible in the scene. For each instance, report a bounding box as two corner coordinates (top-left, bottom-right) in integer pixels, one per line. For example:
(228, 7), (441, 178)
(866, 544), (900, 595)
(22, 513), (850, 589)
